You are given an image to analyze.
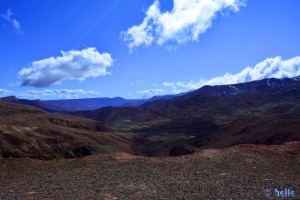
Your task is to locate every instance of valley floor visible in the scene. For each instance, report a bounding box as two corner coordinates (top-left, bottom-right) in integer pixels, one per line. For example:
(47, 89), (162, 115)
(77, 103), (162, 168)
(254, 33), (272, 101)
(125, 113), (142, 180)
(0, 142), (299, 200)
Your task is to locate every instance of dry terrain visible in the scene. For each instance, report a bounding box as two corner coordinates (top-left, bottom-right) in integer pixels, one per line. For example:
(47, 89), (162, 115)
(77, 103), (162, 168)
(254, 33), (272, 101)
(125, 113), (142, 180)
(0, 142), (299, 200)
(0, 101), (149, 159)
(1, 78), (300, 199)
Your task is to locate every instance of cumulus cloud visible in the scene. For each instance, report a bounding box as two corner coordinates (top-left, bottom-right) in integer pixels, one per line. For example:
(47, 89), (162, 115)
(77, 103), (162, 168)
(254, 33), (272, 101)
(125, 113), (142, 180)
(137, 89), (164, 99)
(1, 9), (22, 32)
(18, 48), (113, 87)
(163, 56), (300, 92)
(22, 89), (100, 99)
(122, 0), (245, 50)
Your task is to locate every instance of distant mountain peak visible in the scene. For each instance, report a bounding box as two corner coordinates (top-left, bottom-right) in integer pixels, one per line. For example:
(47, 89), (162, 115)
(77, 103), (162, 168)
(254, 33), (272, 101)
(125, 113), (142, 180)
(192, 76), (300, 97)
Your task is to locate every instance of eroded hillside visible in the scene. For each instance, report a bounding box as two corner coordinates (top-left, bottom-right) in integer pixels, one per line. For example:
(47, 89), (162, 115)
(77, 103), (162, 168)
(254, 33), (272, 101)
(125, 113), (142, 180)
(0, 102), (149, 159)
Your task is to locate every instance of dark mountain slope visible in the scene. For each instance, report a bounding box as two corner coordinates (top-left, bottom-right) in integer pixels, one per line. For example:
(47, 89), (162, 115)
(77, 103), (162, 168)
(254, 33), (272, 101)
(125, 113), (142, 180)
(135, 84), (300, 137)
(191, 76), (300, 97)
(188, 115), (300, 149)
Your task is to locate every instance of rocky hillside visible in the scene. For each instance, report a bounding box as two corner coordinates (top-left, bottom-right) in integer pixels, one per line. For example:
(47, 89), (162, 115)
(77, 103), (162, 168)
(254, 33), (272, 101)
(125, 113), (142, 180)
(0, 101), (150, 159)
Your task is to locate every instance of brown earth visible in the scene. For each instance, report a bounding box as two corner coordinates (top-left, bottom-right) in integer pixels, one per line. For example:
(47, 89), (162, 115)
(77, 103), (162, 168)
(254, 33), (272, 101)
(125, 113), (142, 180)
(0, 101), (150, 159)
(189, 115), (300, 149)
(0, 141), (299, 199)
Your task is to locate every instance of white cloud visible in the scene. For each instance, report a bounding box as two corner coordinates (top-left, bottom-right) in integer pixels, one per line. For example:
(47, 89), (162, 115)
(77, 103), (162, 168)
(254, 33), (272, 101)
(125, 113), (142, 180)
(21, 89), (100, 100)
(163, 80), (205, 91)
(137, 89), (164, 98)
(122, 0), (245, 50)
(163, 56), (300, 92)
(0, 89), (11, 97)
(18, 48), (113, 87)
(1, 9), (22, 32)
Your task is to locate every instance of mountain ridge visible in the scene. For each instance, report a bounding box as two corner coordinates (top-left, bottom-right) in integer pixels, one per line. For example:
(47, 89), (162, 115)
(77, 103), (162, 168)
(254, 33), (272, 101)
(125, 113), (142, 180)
(1, 76), (300, 158)
(71, 76), (300, 155)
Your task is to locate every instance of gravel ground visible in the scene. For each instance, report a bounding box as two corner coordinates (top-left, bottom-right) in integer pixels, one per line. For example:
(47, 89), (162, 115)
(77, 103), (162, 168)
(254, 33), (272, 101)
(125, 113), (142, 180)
(0, 144), (299, 200)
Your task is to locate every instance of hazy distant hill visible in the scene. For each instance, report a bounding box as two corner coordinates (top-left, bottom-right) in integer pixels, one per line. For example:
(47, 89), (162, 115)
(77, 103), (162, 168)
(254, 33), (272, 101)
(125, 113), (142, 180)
(0, 96), (143, 112)
(45, 95), (184, 111)
(0, 95), (181, 113)
(192, 76), (300, 97)
(45, 97), (145, 111)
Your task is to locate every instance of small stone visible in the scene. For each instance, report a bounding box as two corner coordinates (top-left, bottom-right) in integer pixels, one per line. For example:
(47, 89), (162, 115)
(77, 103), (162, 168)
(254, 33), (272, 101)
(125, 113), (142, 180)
(27, 191), (38, 195)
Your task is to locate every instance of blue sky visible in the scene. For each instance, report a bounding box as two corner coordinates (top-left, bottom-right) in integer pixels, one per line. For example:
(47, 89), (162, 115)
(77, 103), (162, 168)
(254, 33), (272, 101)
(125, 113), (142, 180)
(1, 0), (300, 100)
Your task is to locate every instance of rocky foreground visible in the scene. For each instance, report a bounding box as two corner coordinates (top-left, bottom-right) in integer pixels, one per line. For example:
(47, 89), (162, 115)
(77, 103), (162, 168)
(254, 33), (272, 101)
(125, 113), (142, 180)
(0, 142), (299, 200)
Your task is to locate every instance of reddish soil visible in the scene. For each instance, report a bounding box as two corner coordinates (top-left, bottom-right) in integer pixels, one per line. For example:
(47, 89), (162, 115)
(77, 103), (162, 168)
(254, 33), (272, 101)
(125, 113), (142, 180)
(0, 142), (299, 199)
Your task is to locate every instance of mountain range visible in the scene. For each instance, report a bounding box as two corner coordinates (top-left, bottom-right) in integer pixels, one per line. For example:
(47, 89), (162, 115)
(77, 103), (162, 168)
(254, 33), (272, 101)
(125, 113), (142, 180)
(0, 76), (300, 158)
(74, 76), (300, 127)
(72, 76), (300, 155)
(0, 94), (182, 112)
